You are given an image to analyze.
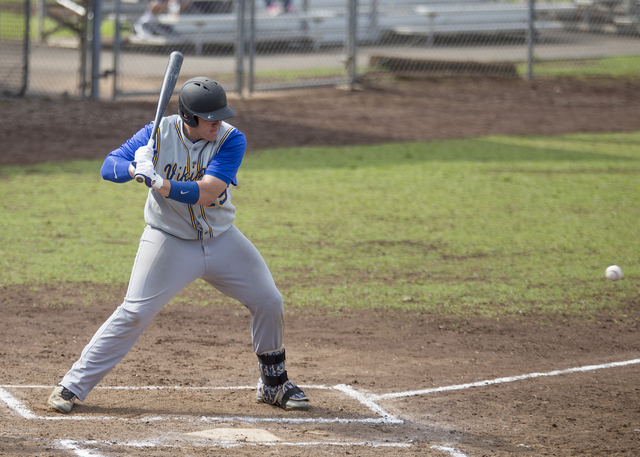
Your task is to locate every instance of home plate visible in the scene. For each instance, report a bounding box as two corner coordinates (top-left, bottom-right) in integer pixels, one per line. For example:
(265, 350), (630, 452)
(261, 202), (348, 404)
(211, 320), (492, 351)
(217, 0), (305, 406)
(186, 428), (280, 442)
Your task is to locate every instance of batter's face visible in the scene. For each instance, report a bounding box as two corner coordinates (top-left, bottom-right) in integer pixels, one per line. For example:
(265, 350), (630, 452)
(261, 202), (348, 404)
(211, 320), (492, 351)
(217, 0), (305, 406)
(184, 118), (222, 142)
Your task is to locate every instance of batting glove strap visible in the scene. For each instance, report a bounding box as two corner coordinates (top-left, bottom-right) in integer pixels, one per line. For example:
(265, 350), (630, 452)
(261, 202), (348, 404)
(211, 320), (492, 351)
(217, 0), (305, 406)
(151, 174), (164, 190)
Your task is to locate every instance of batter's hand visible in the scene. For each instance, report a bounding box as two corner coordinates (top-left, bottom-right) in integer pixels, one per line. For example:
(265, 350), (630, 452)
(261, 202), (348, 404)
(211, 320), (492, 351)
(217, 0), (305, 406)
(135, 160), (164, 190)
(134, 144), (154, 165)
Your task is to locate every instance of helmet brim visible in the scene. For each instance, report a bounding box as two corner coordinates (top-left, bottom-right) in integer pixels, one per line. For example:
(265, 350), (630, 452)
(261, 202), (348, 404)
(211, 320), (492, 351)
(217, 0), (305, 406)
(195, 105), (235, 122)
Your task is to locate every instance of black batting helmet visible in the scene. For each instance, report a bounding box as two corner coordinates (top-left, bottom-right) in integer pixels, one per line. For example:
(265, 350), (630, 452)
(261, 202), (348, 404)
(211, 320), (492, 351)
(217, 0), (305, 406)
(178, 77), (235, 127)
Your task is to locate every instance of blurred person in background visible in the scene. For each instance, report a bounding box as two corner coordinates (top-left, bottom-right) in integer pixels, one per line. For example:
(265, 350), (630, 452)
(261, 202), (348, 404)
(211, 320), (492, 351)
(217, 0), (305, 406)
(134, 0), (192, 38)
(265, 0), (295, 16)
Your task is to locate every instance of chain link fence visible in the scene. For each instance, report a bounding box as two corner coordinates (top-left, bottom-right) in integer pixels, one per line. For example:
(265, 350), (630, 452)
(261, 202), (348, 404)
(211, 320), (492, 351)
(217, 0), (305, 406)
(110, 0), (356, 97)
(366, 0), (640, 79)
(1, 0), (30, 96)
(3, 0), (640, 99)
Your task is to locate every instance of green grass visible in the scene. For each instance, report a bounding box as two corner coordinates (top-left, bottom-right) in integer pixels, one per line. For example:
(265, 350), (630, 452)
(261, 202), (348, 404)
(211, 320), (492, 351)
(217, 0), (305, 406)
(2, 132), (640, 317)
(0, 11), (119, 40)
(0, 10), (27, 40)
(517, 56), (640, 78)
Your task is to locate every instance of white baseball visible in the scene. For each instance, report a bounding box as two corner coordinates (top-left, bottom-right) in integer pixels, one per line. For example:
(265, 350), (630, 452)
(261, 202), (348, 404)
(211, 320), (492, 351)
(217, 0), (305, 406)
(605, 265), (623, 281)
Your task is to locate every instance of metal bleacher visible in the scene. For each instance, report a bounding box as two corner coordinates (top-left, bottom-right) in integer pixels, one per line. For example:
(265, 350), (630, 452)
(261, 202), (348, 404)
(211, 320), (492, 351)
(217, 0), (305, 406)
(389, 2), (578, 45)
(120, 0), (579, 53)
(97, 0), (583, 53)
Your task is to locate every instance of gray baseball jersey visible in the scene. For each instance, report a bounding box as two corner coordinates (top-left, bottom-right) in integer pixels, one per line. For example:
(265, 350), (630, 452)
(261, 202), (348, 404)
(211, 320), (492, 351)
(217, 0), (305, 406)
(145, 115), (237, 240)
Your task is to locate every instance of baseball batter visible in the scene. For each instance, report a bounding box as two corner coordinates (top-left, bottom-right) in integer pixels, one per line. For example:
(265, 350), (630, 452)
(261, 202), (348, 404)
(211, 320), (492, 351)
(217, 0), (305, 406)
(47, 77), (309, 413)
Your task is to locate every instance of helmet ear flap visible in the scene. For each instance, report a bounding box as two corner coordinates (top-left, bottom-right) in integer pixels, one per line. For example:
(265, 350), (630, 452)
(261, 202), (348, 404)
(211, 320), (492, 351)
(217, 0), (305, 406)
(179, 100), (199, 127)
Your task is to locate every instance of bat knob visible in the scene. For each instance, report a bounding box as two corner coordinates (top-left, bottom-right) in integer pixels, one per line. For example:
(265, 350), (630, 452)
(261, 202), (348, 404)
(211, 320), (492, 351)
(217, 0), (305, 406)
(135, 176), (145, 183)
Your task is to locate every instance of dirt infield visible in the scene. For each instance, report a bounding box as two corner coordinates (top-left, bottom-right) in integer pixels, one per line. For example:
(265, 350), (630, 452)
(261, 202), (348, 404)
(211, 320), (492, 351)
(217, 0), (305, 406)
(1, 75), (640, 456)
(3, 75), (640, 168)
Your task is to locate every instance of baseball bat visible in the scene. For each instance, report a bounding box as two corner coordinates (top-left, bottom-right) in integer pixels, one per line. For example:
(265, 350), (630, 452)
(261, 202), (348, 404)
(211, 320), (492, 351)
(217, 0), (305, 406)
(135, 50), (184, 183)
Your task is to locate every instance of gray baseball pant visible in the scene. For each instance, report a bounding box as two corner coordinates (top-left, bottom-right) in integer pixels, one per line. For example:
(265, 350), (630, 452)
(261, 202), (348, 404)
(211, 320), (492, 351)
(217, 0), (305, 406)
(61, 224), (284, 401)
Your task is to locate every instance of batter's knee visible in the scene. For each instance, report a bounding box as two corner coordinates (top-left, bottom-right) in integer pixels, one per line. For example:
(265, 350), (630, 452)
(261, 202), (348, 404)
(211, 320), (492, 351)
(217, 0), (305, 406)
(251, 288), (284, 320)
(251, 288), (283, 317)
(250, 290), (285, 354)
(117, 301), (161, 330)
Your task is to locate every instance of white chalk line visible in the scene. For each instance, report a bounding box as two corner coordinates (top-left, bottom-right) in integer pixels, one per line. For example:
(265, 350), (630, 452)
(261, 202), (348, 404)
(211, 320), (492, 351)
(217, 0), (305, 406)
(0, 384), (402, 425)
(20, 436), (412, 457)
(56, 438), (411, 451)
(3, 384), (330, 390)
(373, 357), (640, 400)
(333, 383), (402, 423)
(0, 387), (38, 420)
(40, 414), (398, 425)
(4, 357), (639, 421)
(431, 445), (468, 457)
(57, 439), (107, 457)
(4, 358), (638, 455)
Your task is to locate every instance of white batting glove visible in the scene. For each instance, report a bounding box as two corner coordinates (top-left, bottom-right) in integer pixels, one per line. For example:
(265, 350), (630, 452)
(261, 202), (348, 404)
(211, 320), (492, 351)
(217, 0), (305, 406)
(134, 160), (164, 190)
(134, 144), (154, 165)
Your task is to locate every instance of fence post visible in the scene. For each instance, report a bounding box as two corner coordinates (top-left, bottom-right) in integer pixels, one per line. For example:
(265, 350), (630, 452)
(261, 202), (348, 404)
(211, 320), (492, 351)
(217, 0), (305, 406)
(346, 0), (358, 88)
(526, 0), (535, 80)
(236, 0), (246, 96)
(21, 0), (31, 96)
(35, 0), (45, 43)
(368, 0), (377, 40)
(113, 0), (121, 100)
(249, 0), (255, 94)
(91, 0), (103, 98)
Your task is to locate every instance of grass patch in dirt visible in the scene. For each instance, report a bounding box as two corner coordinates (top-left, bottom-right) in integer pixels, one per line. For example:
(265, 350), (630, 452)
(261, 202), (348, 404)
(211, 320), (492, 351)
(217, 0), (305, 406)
(518, 55), (640, 78)
(1, 132), (639, 317)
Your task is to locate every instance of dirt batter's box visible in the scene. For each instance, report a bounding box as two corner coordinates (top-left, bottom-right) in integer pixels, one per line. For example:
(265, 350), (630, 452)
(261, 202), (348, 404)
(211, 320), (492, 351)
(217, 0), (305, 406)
(1, 384), (409, 448)
(3, 360), (639, 450)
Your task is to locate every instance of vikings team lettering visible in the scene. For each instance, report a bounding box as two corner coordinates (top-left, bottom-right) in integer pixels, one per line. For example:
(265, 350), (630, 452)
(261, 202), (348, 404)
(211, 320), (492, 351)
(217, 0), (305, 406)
(163, 163), (206, 182)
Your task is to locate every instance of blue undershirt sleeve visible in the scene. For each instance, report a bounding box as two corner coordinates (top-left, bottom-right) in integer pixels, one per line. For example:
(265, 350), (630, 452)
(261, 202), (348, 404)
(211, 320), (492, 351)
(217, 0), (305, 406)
(100, 155), (133, 182)
(100, 123), (153, 183)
